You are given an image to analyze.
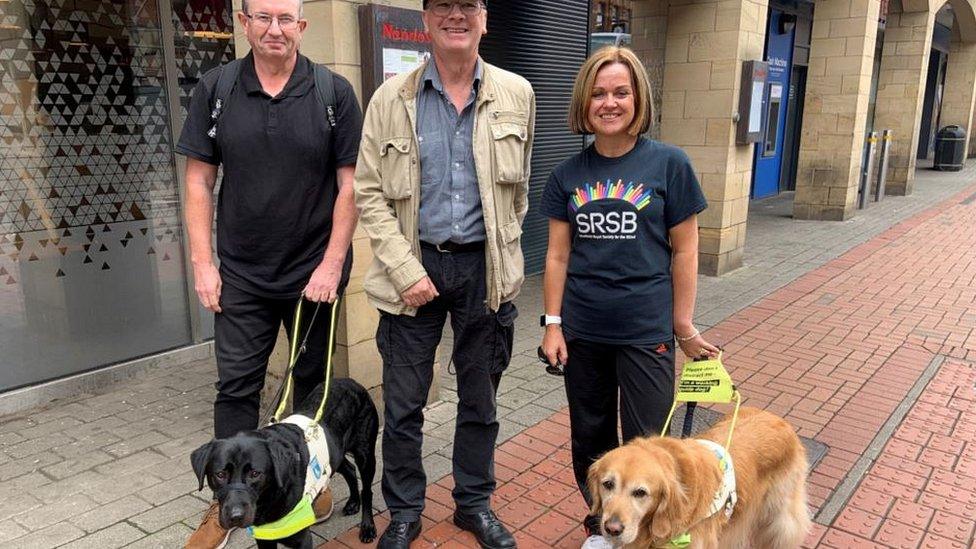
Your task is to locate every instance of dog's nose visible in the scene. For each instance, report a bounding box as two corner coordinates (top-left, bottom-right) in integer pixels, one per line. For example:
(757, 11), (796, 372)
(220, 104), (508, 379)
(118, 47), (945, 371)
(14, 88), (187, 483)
(229, 507), (245, 523)
(604, 518), (624, 537)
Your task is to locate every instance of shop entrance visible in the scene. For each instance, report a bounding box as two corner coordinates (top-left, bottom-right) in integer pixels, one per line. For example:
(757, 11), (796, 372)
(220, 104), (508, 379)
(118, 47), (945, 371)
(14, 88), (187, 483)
(917, 5), (955, 161)
(752, 3), (812, 199)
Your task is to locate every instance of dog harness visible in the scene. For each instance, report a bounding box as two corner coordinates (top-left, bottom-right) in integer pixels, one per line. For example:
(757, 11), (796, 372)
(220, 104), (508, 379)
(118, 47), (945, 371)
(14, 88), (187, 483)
(697, 439), (737, 518)
(248, 414), (332, 541)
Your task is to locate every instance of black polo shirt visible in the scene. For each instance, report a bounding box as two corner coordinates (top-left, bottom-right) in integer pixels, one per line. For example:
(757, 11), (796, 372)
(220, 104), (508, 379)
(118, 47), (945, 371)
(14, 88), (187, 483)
(176, 53), (363, 298)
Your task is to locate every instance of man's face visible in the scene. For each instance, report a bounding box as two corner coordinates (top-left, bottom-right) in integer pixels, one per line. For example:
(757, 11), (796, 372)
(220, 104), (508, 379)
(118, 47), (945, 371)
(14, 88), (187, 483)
(422, 1), (487, 60)
(238, 0), (306, 62)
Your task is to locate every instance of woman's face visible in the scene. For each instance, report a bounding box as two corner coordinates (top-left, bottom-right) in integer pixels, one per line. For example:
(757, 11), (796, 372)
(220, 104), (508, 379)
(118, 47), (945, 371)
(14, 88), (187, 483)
(587, 62), (636, 138)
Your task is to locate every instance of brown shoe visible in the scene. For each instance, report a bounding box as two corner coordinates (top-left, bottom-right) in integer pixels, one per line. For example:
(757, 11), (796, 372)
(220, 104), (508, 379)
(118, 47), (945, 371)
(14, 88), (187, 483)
(185, 500), (232, 549)
(312, 487), (335, 524)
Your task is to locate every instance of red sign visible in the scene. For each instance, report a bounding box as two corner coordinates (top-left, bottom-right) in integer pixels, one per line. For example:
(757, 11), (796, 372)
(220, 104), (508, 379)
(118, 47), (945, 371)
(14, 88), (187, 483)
(382, 23), (431, 44)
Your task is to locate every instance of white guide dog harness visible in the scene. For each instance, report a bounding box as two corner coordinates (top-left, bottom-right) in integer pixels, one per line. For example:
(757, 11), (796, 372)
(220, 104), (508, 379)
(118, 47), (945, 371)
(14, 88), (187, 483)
(696, 439), (737, 518)
(282, 414), (332, 500)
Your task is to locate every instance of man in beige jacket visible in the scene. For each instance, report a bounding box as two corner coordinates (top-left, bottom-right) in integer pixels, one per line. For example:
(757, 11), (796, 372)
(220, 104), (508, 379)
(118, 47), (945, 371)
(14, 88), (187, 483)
(354, 1), (534, 547)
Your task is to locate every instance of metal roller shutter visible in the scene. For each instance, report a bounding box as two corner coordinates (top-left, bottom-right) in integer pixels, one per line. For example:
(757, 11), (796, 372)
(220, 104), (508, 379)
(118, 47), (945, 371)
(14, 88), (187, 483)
(479, 0), (589, 274)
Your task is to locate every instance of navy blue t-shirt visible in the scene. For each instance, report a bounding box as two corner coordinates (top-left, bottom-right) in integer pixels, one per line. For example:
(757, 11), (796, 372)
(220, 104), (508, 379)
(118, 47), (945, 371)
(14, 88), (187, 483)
(541, 138), (707, 345)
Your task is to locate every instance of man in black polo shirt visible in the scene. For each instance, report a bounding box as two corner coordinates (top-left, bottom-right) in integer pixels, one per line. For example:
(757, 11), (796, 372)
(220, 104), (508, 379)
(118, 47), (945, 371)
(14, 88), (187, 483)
(176, 0), (362, 546)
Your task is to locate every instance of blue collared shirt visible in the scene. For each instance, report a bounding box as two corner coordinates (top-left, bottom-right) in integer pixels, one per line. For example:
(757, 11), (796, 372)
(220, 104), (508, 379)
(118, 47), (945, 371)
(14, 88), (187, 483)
(416, 60), (486, 245)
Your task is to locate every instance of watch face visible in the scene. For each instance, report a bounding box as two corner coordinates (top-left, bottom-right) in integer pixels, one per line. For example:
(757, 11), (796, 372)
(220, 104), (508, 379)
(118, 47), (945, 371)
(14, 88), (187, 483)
(540, 314), (546, 327)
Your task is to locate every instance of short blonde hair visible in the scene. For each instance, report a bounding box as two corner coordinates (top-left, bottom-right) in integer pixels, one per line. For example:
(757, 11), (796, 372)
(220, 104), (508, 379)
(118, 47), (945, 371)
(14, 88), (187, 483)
(568, 47), (653, 136)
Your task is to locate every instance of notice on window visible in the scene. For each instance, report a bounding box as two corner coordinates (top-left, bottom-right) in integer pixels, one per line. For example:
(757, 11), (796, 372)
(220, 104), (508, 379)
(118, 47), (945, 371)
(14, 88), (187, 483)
(749, 81), (764, 134)
(770, 83), (783, 100)
(382, 48), (428, 80)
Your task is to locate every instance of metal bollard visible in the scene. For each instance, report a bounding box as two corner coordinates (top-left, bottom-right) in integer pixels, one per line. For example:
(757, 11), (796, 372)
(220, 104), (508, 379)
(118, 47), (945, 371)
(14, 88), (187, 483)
(859, 131), (878, 210)
(875, 130), (892, 201)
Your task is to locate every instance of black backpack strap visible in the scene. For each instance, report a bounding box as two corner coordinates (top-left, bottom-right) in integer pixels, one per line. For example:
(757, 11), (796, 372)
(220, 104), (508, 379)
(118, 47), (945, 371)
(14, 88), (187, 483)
(312, 64), (337, 129)
(208, 59), (243, 139)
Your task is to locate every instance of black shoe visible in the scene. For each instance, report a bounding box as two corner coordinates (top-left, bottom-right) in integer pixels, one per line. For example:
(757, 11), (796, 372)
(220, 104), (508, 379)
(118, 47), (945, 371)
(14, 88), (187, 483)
(453, 509), (516, 549)
(583, 514), (602, 536)
(376, 519), (421, 549)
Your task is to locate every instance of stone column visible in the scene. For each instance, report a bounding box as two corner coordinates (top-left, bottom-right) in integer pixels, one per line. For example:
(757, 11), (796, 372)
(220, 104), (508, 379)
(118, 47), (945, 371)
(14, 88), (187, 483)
(659, 0), (768, 275)
(870, 4), (934, 195)
(940, 38), (976, 159)
(793, 0), (881, 220)
(631, 0), (669, 138)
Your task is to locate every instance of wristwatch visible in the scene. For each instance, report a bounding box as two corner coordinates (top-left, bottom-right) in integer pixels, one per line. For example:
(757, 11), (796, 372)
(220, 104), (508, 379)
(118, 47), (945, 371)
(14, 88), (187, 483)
(540, 314), (562, 327)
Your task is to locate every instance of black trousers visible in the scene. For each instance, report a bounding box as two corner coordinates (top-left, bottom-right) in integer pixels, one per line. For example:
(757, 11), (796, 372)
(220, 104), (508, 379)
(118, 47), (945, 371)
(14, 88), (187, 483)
(213, 282), (338, 439)
(377, 246), (516, 522)
(563, 337), (675, 505)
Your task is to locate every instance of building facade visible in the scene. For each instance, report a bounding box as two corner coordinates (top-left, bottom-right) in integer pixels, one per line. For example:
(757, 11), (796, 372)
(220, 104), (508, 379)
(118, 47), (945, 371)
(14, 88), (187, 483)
(2, 0), (975, 408)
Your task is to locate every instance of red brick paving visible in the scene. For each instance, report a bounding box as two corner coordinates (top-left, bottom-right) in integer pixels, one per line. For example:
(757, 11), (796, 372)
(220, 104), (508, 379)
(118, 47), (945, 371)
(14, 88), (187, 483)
(318, 184), (976, 548)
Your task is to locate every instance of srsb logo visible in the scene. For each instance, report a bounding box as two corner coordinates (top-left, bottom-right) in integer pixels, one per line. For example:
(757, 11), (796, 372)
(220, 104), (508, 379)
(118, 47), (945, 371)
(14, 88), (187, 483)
(575, 211), (637, 235)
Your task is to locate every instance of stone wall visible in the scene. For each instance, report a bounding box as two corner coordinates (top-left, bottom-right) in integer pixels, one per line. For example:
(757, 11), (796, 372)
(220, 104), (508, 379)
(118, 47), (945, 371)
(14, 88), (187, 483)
(793, 0), (881, 220)
(659, 0), (768, 274)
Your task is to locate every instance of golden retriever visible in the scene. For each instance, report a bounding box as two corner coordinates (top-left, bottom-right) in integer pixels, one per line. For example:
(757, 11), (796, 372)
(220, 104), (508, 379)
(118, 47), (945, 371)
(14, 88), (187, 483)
(587, 407), (810, 548)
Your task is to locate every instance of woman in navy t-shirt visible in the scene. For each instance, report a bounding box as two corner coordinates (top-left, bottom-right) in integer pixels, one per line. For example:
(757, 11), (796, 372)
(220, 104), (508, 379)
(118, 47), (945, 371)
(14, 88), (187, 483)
(539, 47), (719, 546)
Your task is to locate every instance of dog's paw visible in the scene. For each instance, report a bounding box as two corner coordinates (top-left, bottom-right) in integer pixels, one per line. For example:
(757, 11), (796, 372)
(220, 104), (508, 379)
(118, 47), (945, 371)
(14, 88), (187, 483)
(358, 521), (377, 543)
(342, 499), (361, 516)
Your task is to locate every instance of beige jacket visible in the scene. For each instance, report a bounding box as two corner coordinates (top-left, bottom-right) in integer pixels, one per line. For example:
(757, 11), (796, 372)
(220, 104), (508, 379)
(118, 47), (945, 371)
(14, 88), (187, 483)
(354, 60), (536, 315)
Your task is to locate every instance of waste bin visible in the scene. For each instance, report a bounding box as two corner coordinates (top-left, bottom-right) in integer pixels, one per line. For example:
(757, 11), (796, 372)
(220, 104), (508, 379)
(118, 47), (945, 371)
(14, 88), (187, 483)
(934, 125), (966, 171)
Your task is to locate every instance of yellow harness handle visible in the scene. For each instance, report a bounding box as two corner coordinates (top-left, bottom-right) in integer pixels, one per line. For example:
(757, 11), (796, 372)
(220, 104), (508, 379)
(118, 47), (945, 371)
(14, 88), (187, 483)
(660, 351), (741, 451)
(273, 296), (342, 425)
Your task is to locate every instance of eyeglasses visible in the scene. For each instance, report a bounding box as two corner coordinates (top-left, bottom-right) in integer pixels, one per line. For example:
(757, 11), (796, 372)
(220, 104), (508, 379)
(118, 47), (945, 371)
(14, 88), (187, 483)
(245, 12), (300, 30)
(427, 1), (484, 16)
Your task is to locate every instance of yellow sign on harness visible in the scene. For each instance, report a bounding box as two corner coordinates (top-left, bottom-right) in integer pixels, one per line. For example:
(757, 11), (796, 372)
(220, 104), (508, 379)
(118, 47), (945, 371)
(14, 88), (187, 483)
(660, 352), (741, 451)
(675, 355), (736, 403)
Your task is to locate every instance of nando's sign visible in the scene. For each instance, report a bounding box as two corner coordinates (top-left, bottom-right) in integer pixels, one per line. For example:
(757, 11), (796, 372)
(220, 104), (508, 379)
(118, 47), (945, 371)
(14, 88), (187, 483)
(359, 5), (432, 104)
(381, 23), (431, 44)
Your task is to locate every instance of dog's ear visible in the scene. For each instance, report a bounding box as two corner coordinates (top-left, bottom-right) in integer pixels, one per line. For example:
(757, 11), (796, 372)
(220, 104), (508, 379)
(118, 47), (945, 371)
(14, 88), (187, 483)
(190, 441), (215, 491)
(648, 443), (692, 540)
(586, 456), (606, 518)
(265, 440), (299, 489)
(648, 475), (687, 539)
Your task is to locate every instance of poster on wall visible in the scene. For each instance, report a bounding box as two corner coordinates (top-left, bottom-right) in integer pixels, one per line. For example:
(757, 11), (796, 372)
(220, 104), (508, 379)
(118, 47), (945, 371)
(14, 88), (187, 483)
(359, 4), (432, 104)
(383, 47), (428, 80)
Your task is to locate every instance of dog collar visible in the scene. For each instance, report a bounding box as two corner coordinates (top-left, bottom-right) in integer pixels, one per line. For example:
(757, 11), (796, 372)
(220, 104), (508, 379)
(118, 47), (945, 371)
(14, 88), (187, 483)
(249, 415), (332, 540)
(249, 494), (316, 540)
(667, 533), (692, 547)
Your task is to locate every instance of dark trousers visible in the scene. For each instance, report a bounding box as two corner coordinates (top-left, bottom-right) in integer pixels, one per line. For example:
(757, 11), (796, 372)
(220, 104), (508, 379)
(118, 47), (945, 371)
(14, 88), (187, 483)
(563, 338), (675, 505)
(213, 282), (338, 439)
(377, 246), (516, 522)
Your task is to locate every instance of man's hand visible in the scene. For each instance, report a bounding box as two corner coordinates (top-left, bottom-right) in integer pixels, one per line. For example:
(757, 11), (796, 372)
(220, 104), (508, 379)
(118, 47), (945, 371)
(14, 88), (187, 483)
(401, 277), (439, 308)
(304, 263), (342, 303)
(193, 262), (222, 313)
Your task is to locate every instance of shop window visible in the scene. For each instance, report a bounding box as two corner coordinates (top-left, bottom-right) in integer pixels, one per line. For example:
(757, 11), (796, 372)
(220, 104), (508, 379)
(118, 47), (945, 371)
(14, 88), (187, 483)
(0, 0), (207, 390)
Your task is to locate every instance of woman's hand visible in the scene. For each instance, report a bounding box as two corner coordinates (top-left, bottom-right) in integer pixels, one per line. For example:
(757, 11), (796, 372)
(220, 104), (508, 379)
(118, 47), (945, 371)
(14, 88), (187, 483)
(677, 332), (720, 360)
(541, 325), (568, 368)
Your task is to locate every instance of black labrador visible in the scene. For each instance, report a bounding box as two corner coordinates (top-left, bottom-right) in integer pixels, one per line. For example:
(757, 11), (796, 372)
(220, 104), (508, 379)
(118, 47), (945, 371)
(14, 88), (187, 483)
(191, 377), (379, 548)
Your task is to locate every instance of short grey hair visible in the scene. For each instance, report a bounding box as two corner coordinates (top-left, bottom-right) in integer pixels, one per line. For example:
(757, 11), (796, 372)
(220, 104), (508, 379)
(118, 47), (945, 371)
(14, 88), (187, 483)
(242, 0), (303, 17)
